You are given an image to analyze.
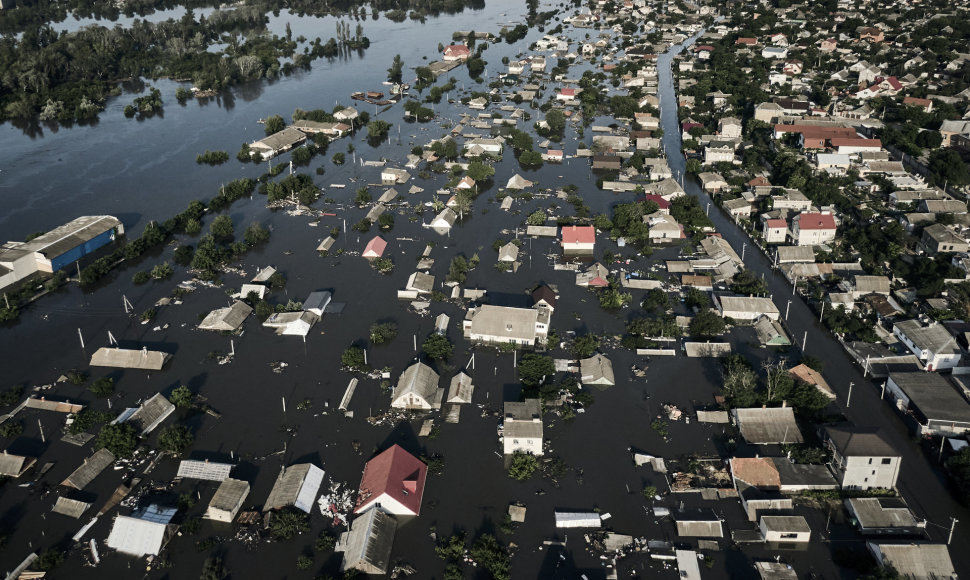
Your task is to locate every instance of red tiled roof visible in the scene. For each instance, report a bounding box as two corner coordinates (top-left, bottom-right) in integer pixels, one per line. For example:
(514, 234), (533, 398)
(731, 457), (781, 488)
(559, 88), (576, 97)
(562, 225), (596, 244)
(354, 445), (427, 516)
(764, 218), (787, 228)
(643, 194), (671, 209)
(796, 213), (836, 230)
(736, 37), (757, 45)
(748, 176), (771, 187)
(444, 44), (470, 56)
(363, 236), (387, 257)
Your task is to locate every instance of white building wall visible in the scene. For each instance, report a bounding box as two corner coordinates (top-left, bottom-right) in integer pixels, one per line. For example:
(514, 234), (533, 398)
(840, 456), (901, 490)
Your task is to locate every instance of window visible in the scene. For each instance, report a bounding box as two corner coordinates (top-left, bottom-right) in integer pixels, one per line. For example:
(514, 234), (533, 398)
(868, 458), (873, 464)
(780, 533), (799, 539)
(881, 458), (892, 465)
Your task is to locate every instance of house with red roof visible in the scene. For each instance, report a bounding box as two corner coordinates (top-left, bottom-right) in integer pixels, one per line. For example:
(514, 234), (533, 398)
(694, 45), (714, 60)
(902, 96), (933, 112)
(735, 37), (757, 46)
(556, 88), (577, 101)
(362, 236), (387, 259)
(762, 217), (788, 244)
(354, 445), (427, 517)
(820, 38), (837, 53)
(442, 44), (470, 61)
(562, 225), (595, 252)
(643, 194), (671, 214)
(791, 212), (837, 246)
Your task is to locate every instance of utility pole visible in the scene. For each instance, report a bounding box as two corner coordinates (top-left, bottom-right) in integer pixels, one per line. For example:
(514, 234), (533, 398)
(802, 331), (808, 352)
(819, 301), (826, 323)
(792, 276), (798, 295)
(741, 242), (746, 261)
(785, 300), (792, 321)
(949, 518), (958, 545)
(77, 328), (85, 350)
(846, 381), (854, 408)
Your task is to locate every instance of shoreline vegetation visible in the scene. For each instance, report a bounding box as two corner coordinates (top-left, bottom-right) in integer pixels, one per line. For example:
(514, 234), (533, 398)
(0, 0), (483, 124)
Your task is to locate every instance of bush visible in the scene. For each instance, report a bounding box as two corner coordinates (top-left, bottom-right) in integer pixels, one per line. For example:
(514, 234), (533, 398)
(151, 262), (174, 280)
(508, 453), (538, 480)
(315, 530), (336, 552)
(342, 346), (369, 371)
(245, 223), (271, 246)
(196, 150), (230, 165)
(96, 423), (139, 457)
(689, 310), (726, 338)
(369, 322), (399, 345)
(422, 333), (454, 360)
(269, 508), (309, 540)
(157, 424), (193, 456)
(0, 421), (23, 438)
(296, 555), (313, 570)
(90, 377), (115, 398)
(133, 271), (151, 285)
(170, 385), (194, 407)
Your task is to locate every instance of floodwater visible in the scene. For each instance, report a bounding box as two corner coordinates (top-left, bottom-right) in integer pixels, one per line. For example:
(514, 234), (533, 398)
(0, 3), (968, 580)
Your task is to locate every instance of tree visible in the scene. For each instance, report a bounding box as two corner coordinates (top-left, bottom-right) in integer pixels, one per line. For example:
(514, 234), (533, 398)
(470, 534), (511, 580)
(518, 150), (543, 167)
(507, 452), (538, 480)
(264, 114), (285, 135)
(928, 148), (970, 186)
(598, 284), (632, 309)
(447, 255), (469, 283)
(158, 424), (193, 456)
(571, 334), (600, 358)
(685, 287), (710, 308)
(170, 385), (194, 408)
(423, 333), (454, 360)
(690, 310), (726, 338)
(387, 54), (404, 83)
(545, 109), (566, 134)
(354, 187), (372, 206)
(269, 508), (310, 540)
(915, 130), (943, 149)
(720, 354), (760, 408)
(367, 120), (392, 139)
(730, 269), (768, 295)
(369, 322), (398, 344)
(245, 223), (270, 245)
(949, 447), (970, 505)
(90, 377), (115, 398)
(191, 235), (222, 273)
(200, 556), (227, 580)
(518, 353), (555, 386)
(526, 210), (546, 225)
(185, 218), (202, 235)
(96, 423), (138, 458)
(686, 158), (702, 174)
(210, 215), (234, 241)
(467, 160), (495, 182)
(642, 288), (670, 312)
(342, 346), (369, 370)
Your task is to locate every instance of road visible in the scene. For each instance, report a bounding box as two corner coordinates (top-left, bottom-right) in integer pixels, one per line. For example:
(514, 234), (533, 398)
(655, 28), (970, 569)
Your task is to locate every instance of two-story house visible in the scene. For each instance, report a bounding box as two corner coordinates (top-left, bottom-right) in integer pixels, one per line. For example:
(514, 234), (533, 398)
(823, 426), (901, 490)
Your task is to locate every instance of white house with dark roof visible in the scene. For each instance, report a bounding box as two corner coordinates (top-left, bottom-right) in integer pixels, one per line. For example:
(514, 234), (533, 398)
(892, 320), (962, 371)
(823, 426), (901, 490)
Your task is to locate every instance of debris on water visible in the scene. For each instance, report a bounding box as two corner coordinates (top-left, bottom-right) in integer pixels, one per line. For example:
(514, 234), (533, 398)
(271, 361), (288, 373)
(663, 404), (682, 421)
(317, 479), (355, 527)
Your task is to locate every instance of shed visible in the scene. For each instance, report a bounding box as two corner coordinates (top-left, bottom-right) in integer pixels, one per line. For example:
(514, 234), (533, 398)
(684, 342), (732, 357)
(198, 301), (252, 332)
(262, 311), (318, 337)
(176, 459), (234, 482)
(760, 515), (811, 543)
(263, 463), (325, 513)
(715, 295), (781, 321)
(0, 451), (35, 478)
(845, 497), (922, 536)
(317, 236), (336, 252)
(90, 347), (171, 370)
(338, 507), (397, 575)
(755, 562), (798, 580)
(405, 272), (436, 294)
(676, 550), (702, 580)
(555, 511), (603, 528)
(733, 406), (803, 444)
(61, 448), (115, 489)
(447, 372), (474, 403)
(435, 313), (450, 335)
(125, 393), (175, 435)
(105, 505), (178, 557)
(506, 174), (534, 189)
(754, 316), (791, 346)
(303, 291), (333, 317)
(52, 497), (91, 518)
(774, 246), (815, 264)
(431, 208), (458, 229)
(580, 354), (615, 386)
(675, 510), (724, 537)
(867, 542), (956, 579)
(205, 478), (250, 523)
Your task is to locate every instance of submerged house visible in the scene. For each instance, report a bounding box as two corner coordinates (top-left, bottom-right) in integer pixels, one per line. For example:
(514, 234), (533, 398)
(354, 445), (428, 517)
(391, 362), (443, 410)
(337, 507), (397, 575)
(503, 399), (543, 456)
(464, 305), (549, 347)
(198, 301), (252, 332)
(205, 478), (250, 523)
(106, 505), (179, 557)
(263, 463), (325, 513)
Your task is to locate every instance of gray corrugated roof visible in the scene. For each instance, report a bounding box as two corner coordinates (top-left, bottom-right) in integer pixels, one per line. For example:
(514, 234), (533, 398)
(846, 497), (918, 530)
(20, 215), (120, 260)
(198, 301), (252, 331)
(825, 426), (896, 457)
(580, 354), (615, 385)
(889, 372), (970, 422)
(52, 496), (91, 518)
(733, 407), (804, 444)
(869, 542), (956, 579)
(339, 507), (397, 575)
(0, 452), (34, 477)
(61, 448), (115, 489)
(90, 347), (171, 370)
(177, 460), (234, 481)
(208, 478), (250, 513)
(128, 393), (175, 435)
(391, 362), (440, 408)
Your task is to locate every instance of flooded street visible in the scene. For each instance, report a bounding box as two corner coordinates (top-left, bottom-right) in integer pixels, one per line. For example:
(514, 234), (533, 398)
(1, 2), (968, 579)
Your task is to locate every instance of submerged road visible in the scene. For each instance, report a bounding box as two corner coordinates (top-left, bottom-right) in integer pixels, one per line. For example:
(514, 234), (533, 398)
(655, 29), (970, 569)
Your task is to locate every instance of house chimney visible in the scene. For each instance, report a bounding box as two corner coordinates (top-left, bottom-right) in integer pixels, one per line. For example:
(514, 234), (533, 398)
(782, 400), (788, 408)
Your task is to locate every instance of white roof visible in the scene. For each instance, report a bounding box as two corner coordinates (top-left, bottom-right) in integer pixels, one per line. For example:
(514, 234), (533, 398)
(105, 513), (172, 556)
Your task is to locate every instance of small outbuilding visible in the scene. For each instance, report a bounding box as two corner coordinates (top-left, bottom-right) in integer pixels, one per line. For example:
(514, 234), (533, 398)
(760, 515), (811, 543)
(337, 507), (397, 575)
(391, 362), (442, 410)
(205, 478), (250, 523)
(198, 301), (252, 332)
(263, 463), (325, 513)
(580, 354), (615, 386)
